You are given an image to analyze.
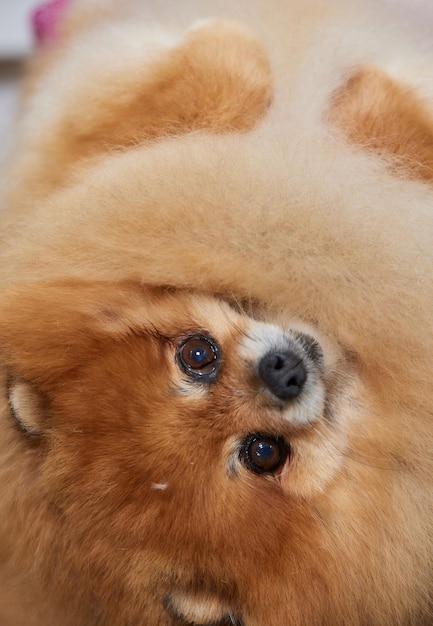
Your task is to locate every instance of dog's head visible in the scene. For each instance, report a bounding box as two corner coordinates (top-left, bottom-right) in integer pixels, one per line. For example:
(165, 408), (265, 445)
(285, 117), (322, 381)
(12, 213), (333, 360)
(2, 8), (433, 624)
(0, 279), (361, 625)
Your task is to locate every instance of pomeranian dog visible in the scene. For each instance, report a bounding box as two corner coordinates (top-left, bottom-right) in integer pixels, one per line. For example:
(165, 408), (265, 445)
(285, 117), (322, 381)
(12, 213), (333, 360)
(0, 0), (433, 625)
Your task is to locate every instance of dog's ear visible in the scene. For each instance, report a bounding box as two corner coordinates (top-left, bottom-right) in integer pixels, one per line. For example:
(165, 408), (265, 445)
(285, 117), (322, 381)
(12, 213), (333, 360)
(68, 19), (272, 144)
(0, 281), (152, 381)
(0, 280), (149, 435)
(330, 66), (433, 183)
(26, 20), (272, 190)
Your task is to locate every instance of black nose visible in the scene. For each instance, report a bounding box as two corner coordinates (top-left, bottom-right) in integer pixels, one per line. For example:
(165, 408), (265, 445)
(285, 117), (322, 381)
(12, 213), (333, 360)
(258, 350), (306, 401)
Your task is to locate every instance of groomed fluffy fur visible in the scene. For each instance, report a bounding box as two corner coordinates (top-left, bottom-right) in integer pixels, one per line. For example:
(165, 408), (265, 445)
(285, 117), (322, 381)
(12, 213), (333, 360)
(0, 0), (433, 624)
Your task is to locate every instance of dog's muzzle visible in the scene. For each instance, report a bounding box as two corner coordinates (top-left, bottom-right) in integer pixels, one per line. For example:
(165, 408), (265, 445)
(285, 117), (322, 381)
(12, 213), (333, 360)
(258, 348), (306, 401)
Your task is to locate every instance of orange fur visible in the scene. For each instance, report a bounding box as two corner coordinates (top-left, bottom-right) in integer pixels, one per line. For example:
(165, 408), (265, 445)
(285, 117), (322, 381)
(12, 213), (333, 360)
(1, 1), (433, 625)
(330, 65), (433, 181)
(17, 19), (272, 195)
(0, 280), (430, 626)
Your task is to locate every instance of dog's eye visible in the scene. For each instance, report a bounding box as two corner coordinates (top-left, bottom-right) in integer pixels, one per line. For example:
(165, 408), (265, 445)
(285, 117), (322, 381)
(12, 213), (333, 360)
(177, 335), (219, 381)
(240, 433), (289, 474)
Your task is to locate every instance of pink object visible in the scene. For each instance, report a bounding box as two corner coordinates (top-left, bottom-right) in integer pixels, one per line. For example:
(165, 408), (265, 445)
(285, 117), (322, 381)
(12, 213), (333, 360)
(31, 0), (70, 44)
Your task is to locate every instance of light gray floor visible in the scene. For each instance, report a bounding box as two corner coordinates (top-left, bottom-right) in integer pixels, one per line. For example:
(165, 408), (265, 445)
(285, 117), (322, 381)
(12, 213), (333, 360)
(0, 0), (37, 167)
(0, 0), (34, 167)
(0, 60), (22, 167)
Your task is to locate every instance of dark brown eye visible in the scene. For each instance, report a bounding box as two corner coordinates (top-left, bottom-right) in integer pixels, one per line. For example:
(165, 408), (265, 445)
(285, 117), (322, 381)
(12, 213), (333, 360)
(240, 433), (289, 474)
(177, 335), (220, 381)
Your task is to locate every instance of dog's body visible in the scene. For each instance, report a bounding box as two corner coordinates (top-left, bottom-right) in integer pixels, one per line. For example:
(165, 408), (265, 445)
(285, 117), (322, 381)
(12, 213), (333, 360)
(0, 1), (433, 624)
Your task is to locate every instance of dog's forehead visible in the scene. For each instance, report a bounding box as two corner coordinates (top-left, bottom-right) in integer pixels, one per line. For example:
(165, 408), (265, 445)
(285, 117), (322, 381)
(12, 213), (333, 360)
(185, 295), (248, 338)
(238, 320), (289, 358)
(93, 288), (247, 340)
(179, 295), (318, 355)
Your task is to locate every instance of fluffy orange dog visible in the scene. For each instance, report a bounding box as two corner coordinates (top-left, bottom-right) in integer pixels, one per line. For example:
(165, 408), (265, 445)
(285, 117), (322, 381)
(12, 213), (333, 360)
(0, 1), (433, 625)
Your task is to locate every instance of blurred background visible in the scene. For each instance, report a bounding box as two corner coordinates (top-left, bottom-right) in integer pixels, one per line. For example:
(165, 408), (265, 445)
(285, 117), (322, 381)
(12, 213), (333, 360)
(0, 0), (36, 165)
(0, 0), (433, 167)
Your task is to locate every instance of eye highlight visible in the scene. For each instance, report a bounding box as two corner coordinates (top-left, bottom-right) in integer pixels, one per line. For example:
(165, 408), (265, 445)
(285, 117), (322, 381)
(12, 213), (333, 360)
(177, 335), (220, 381)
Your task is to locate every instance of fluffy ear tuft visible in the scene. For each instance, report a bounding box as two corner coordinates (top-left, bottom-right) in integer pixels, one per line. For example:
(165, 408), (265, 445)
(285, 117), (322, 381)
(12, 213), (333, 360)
(28, 19), (272, 190)
(330, 65), (433, 182)
(71, 18), (273, 146)
(8, 378), (46, 436)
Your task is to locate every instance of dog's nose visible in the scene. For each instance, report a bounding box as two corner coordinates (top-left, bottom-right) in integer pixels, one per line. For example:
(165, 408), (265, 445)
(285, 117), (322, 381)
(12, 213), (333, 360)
(258, 350), (306, 401)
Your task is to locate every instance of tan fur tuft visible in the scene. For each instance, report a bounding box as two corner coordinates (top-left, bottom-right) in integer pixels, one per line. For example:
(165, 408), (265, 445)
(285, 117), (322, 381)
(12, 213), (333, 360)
(330, 65), (433, 182)
(18, 19), (272, 194)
